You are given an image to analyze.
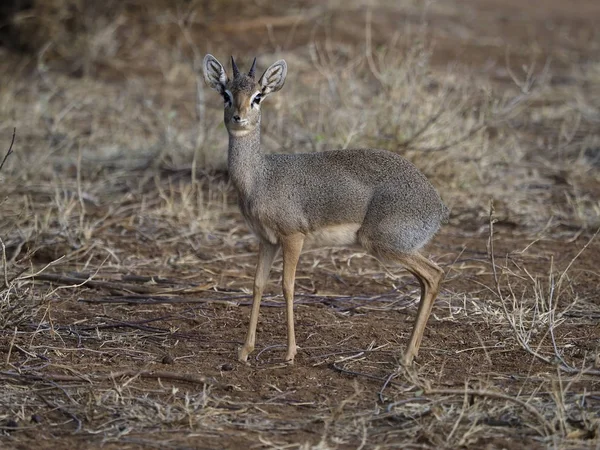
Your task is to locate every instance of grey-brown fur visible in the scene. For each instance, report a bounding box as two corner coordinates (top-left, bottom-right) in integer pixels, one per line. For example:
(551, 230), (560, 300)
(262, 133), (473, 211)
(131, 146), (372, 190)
(235, 138), (448, 254)
(229, 74), (256, 93)
(203, 54), (448, 366)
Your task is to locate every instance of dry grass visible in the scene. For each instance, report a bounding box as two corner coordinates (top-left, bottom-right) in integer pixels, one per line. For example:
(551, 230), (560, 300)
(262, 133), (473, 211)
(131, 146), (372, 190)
(0, 0), (599, 448)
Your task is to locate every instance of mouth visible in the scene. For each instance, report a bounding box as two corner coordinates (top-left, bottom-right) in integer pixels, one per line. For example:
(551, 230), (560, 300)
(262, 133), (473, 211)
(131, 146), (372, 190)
(228, 120), (250, 130)
(227, 122), (253, 136)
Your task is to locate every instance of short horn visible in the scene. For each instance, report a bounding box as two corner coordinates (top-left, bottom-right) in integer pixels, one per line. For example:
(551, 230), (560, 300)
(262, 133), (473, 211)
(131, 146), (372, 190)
(248, 57), (257, 78)
(231, 56), (240, 78)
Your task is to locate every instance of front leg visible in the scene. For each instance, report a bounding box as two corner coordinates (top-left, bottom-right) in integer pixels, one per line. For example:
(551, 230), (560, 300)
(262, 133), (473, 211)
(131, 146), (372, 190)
(238, 241), (279, 363)
(281, 234), (305, 363)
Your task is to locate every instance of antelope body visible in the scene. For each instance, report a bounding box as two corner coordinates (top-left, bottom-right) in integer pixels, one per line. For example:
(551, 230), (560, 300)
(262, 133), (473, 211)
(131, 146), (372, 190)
(203, 54), (448, 365)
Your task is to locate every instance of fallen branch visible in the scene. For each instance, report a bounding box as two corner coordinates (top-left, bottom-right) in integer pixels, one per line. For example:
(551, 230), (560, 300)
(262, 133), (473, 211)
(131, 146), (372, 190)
(78, 295), (236, 305)
(1, 369), (213, 385)
(77, 294), (341, 308)
(29, 272), (214, 295)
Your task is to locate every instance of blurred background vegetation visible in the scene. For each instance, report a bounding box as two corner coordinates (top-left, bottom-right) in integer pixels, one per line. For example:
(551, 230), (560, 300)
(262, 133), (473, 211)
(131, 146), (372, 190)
(0, 0), (598, 238)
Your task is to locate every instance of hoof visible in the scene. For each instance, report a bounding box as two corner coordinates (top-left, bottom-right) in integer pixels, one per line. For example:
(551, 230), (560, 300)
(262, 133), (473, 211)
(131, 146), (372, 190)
(402, 352), (416, 367)
(284, 345), (297, 364)
(238, 346), (253, 364)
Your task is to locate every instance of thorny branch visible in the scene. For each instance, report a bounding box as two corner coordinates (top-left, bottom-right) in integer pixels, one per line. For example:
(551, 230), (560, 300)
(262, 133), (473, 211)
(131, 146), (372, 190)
(0, 128), (16, 173)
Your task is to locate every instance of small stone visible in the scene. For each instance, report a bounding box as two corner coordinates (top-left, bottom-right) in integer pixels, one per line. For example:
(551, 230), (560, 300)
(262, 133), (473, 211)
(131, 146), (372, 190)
(31, 414), (42, 424)
(161, 354), (175, 365)
(3, 419), (18, 431)
(220, 363), (234, 371)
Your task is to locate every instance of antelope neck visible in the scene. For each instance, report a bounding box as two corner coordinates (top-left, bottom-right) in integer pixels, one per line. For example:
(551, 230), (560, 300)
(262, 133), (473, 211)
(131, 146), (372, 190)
(227, 125), (265, 195)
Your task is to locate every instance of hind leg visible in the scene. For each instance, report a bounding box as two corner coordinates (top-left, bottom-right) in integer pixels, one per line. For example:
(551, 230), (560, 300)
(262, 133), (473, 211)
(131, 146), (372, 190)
(358, 198), (445, 364)
(361, 234), (444, 364)
(392, 253), (444, 365)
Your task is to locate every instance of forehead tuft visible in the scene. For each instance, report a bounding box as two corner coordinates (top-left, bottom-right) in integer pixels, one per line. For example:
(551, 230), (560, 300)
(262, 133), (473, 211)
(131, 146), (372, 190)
(229, 75), (257, 94)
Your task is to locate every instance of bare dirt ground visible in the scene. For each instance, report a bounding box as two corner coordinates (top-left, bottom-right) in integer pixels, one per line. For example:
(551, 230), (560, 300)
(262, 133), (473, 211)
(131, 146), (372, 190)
(1, 0), (599, 449)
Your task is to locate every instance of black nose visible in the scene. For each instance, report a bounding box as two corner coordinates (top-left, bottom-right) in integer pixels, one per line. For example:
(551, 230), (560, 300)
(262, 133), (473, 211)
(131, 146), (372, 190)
(233, 115), (241, 122)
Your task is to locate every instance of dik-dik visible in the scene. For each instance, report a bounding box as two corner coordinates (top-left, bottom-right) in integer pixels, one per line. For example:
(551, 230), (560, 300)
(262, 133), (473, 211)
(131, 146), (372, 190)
(203, 55), (448, 365)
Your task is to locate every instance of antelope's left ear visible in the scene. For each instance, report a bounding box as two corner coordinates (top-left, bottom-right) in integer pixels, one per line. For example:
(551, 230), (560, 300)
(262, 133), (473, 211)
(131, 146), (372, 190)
(203, 54), (228, 94)
(259, 60), (287, 96)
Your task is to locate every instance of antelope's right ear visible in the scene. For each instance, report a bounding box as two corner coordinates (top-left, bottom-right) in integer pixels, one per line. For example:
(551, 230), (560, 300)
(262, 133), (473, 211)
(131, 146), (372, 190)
(203, 54), (228, 94)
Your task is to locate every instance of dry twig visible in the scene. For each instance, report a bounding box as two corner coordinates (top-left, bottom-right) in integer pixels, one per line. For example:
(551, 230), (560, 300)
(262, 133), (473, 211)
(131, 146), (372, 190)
(0, 128), (15, 173)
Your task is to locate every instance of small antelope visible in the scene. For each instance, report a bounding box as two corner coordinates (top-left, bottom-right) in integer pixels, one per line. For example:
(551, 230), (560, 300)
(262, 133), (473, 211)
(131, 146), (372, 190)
(203, 54), (448, 365)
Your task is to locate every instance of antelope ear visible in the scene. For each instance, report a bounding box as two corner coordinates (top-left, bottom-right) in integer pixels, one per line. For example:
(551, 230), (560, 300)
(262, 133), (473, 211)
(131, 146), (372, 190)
(258, 60), (287, 96)
(203, 54), (228, 94)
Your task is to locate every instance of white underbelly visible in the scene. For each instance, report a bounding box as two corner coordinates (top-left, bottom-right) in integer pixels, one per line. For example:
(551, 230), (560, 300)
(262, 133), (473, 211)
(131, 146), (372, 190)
(304, 224), (361, 249)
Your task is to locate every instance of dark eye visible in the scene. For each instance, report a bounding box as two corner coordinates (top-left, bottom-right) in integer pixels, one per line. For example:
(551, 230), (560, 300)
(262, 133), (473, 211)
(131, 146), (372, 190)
(252, 93), (262, 105)
(223, 91), (232, 107)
